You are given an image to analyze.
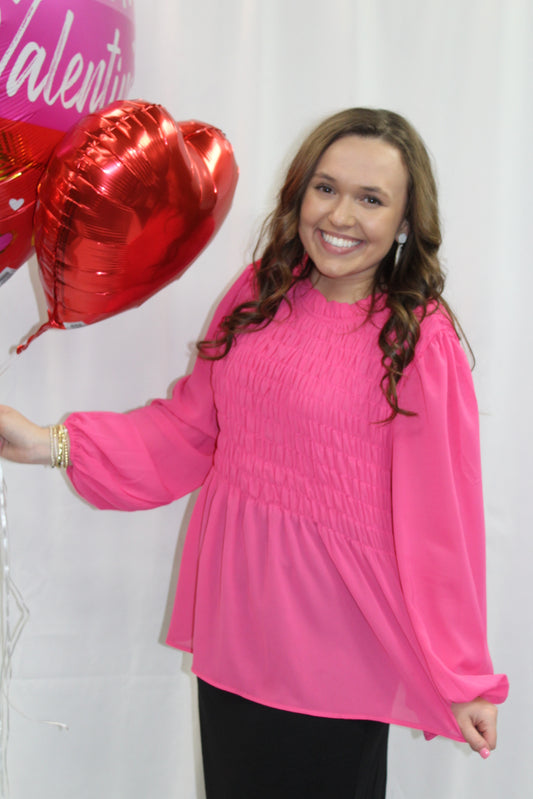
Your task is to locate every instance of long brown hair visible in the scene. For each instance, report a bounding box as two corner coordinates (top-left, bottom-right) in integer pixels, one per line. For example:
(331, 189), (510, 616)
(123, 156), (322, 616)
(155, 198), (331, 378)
(199, 108), (460, 419)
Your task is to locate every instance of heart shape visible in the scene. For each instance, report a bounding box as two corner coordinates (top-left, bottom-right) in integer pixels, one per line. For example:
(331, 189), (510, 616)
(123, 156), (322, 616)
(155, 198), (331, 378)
(18, 100), (238, 352)
(8, 198), (24, 211)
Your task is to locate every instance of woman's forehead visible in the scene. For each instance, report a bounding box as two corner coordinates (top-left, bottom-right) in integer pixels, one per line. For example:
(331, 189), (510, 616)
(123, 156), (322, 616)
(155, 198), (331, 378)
(314, 136), (409, 196)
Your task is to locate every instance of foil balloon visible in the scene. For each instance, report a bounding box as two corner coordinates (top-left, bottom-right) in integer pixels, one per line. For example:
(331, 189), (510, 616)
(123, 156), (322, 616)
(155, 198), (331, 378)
(0, 0), (135, 286)
(16, 100), (239, 351)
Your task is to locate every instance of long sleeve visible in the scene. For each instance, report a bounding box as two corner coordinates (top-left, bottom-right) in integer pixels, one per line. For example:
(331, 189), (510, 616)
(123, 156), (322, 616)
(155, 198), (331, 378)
(66, 266), (254, 511)
(392, 327), (509, 705)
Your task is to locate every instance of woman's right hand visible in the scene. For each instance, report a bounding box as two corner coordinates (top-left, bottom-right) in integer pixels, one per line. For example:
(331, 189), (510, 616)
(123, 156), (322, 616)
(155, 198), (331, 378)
(0, 406), (51, 465)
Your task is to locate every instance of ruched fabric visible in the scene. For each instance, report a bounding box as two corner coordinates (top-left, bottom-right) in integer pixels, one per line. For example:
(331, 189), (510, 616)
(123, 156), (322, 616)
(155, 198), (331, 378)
(66, 266), (508, 741)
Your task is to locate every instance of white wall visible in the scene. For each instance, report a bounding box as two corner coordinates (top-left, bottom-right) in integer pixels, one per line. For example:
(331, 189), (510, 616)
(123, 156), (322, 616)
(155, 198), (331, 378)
(0, 1), (530, 797)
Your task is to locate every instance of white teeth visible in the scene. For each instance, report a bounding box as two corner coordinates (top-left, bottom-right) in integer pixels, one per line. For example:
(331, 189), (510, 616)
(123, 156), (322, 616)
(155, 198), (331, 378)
(321, 231), (359, 249)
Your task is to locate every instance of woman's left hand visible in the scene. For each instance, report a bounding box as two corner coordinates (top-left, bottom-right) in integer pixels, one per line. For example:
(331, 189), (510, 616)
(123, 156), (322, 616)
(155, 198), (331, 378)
(451, 698), (498, 758)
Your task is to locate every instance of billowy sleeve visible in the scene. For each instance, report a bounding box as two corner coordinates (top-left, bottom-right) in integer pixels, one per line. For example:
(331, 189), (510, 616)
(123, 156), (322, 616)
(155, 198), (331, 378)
(392, 327), (509, 706)
(65, 266), (254, 511)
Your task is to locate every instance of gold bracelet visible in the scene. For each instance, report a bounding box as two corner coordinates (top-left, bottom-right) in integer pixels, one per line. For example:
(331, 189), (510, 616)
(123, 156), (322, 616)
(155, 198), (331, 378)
(49, 424), (70, 468)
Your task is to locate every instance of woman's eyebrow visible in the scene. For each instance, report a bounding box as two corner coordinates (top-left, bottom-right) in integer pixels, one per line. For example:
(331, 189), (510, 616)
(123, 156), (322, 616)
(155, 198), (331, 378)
(312, 170), (337, 182)
(314, 172), (389, 197)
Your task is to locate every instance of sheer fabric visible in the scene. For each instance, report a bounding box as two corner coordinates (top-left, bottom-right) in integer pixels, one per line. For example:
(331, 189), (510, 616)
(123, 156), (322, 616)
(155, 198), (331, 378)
(66, 267), (508, 741)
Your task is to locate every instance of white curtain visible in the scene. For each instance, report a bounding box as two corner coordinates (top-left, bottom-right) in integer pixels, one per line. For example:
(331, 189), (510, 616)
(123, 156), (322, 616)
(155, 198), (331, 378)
(0, 1), (530, 796)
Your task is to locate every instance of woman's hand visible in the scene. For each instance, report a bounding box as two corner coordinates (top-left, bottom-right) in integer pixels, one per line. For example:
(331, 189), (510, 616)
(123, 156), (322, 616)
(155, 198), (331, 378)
(451, 698), (498, 758)
(0, 405), (50, 465)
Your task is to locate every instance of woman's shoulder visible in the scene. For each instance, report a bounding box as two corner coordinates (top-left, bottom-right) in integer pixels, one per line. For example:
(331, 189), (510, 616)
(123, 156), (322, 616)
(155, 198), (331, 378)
(413, 301), (466, 364)
(228, 262), (256, 297)
(215, 263), (256, 312)
(418, 301), (458, 339)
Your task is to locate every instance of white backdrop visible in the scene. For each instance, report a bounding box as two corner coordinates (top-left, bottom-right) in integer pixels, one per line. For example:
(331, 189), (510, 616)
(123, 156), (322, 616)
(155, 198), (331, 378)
(0, 1), (530, 797)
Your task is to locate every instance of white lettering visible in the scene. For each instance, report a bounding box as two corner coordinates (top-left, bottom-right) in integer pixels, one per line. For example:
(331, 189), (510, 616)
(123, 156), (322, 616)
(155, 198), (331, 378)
(108, 56), (122, 103)
(0, 4), (132, 117)
(0, 0), (43, 79)
(58, 54), (84, 109)
(73, 28), (122, 112)
(75, 59), (107, 113)
(98, 30), (121, 107)
(42, 10), (74, 106)
(7, 42), (46, 100)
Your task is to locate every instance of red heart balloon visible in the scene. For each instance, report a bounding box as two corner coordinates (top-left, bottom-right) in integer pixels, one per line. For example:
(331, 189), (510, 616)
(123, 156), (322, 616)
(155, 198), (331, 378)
(17, 100), (238, 351)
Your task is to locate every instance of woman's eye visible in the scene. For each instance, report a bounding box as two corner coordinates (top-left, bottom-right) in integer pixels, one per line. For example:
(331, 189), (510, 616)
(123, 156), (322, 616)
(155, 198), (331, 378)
(315, 183), (334, 194)
(362, 195), (382, 206)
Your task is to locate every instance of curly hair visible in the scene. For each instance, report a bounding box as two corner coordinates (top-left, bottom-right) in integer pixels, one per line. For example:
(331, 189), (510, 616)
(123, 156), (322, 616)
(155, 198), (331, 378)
(198, 108), (460, 420)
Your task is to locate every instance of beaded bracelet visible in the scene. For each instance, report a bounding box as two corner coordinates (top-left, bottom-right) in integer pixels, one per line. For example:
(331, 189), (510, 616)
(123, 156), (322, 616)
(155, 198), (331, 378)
(49, 424), (70, 469)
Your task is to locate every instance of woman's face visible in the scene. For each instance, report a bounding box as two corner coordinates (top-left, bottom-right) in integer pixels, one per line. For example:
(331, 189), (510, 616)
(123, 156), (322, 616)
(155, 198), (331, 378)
(298, 135), (409, 303)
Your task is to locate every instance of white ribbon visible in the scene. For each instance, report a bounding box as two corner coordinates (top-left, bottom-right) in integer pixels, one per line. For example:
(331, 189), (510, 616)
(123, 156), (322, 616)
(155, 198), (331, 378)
(0, 355), (70, 794)
(0, 460), (30, 796)
(0, 356), (15, 380)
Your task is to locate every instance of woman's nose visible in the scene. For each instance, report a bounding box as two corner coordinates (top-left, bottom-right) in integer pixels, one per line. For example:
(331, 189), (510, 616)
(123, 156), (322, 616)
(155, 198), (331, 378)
(328, 195), (357, 227)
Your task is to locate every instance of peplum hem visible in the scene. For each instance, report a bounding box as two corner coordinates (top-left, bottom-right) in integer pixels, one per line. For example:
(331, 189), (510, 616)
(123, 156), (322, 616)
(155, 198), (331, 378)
(65, 265), (508, 742)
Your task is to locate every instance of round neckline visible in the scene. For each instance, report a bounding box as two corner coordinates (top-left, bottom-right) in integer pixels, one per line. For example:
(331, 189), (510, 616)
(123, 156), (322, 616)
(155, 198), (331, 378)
(294, 279), (387, 320)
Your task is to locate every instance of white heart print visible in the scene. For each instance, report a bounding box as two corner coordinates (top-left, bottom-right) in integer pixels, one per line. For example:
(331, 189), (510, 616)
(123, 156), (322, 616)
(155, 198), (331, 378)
(9, 198), (24, 211)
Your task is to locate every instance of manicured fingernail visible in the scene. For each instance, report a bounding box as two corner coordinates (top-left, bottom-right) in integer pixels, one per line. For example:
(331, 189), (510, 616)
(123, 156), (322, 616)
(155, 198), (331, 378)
(480, 748), (490, 759)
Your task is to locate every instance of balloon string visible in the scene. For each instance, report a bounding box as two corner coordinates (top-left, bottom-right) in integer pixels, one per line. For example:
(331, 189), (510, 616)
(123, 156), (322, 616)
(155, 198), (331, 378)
(2, 693), (68, 733)
(0, 460), (16, 797)
(0, 464), (67, 797)
(16, 321), (54, 355)
(0, 356), (15, 380)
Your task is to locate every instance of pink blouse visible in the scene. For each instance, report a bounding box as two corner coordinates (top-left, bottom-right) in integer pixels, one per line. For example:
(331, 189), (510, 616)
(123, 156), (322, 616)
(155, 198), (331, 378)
(66, 266), (508, 741)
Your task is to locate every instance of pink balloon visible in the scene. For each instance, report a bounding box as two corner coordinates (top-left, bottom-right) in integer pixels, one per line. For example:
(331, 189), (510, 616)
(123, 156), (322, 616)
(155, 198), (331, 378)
(0, 0), (135, 285)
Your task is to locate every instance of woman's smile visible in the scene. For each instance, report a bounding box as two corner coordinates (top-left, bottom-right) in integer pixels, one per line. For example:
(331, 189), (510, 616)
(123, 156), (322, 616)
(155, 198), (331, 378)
(319, 230), (363, 252)
(298, 135), (409, 303)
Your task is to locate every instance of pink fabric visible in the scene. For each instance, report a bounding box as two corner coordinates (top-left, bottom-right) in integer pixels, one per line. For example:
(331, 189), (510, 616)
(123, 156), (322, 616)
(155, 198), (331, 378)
(66, 266), (508, 741)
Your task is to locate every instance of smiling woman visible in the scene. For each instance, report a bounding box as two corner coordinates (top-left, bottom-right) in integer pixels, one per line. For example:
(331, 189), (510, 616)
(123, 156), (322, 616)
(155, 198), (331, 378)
(298, 135), (409, 302)
(202, 107), (444, 421)
(0, 107), (508, 799)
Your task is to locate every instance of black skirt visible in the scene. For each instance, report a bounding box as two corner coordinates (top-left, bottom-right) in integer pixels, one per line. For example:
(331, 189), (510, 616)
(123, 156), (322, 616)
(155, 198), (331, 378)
(198, 679), (389, 799)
